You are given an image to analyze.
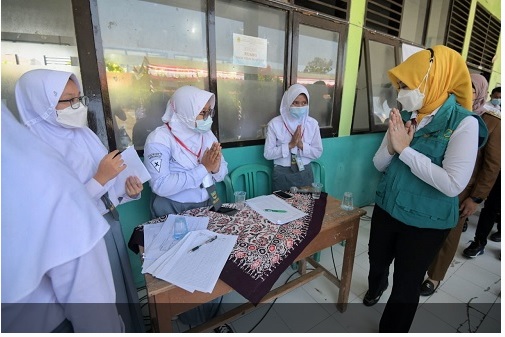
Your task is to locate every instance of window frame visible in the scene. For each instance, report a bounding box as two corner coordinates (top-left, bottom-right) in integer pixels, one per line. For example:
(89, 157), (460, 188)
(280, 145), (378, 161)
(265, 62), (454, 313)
(291, 12), (348, 138)
(351, 30), (401, 134)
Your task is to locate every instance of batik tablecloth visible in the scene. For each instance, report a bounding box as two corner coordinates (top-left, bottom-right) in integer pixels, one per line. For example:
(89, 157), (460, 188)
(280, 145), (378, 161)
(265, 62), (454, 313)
(128, 192), (327, 304)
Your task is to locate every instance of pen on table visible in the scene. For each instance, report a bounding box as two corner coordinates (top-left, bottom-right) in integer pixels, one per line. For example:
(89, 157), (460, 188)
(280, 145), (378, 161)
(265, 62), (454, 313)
(189, 235), (218, 253)
(264, 209), (287, 213)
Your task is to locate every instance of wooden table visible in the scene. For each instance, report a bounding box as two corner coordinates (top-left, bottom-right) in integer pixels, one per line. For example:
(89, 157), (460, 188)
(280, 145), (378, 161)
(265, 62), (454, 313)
(145, 195), (366, 332)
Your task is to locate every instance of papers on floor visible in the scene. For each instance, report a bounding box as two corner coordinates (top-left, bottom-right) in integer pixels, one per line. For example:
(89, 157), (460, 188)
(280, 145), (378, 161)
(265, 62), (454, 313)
(142, 215), (238, 293)
(246, 194), (307, 225)
(114, 145), (152, 196)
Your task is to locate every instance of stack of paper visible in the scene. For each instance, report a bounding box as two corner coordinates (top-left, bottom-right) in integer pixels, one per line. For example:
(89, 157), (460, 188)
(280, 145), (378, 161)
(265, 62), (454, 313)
(142, 215), (238, 293)
(246, 194), (307, 225)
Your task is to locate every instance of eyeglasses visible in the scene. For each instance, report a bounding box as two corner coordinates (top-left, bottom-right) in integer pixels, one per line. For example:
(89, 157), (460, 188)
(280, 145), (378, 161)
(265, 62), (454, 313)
(58, 96), (89, 109)
(200, 108), (215, 120)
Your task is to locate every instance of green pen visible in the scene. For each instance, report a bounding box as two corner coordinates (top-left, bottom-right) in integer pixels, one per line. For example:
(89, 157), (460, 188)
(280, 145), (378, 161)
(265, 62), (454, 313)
(264, 209), (287, 213)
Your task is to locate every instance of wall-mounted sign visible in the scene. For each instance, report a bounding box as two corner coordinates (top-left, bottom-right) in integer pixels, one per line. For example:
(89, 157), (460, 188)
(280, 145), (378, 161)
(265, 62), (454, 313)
(233, 33), (267, 68)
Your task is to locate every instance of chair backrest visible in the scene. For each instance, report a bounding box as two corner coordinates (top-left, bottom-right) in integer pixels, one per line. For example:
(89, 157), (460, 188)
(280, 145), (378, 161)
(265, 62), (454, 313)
(311, 160), (326, 192)
(229, 164), (273, 199)
(215, 174), (234, 203)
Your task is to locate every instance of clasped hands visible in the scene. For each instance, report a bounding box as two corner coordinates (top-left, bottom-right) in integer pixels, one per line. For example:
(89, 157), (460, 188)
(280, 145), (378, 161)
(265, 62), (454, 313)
(201, 142), (222, 173)
(289, 125), (303, 150)
(94, 150), (143, 198)
(387, 108), (415, 155)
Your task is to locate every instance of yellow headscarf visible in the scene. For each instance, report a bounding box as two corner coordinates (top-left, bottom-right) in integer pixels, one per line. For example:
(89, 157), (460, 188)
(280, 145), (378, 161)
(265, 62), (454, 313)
(388, 45), (472, 123)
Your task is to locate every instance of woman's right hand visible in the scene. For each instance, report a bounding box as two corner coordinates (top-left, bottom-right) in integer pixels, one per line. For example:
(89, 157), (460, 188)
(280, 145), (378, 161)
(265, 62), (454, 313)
(94, 150), (126, 186)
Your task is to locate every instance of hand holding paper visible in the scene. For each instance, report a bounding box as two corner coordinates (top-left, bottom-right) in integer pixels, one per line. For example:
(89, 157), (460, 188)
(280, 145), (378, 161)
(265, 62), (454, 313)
(114, 146), (152, 197)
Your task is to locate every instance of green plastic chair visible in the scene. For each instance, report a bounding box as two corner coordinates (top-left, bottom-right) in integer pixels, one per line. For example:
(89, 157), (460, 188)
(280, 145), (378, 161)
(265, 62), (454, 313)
(215, 174), (234, 203)
(292, 159), (326, 269)
(311, 159), (326, 192)
(229, 164), (272, 199)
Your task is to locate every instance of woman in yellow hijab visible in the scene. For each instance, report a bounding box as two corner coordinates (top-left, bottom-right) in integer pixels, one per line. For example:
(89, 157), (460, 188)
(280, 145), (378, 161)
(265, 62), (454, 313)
(364, 45), (488, 332)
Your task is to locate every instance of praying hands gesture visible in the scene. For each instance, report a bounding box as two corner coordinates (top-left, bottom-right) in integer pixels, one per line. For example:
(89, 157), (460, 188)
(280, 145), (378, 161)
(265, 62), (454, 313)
(387, 108), (415, 155)
(201, 142), (222, 173)
(289, 125), (303, 150)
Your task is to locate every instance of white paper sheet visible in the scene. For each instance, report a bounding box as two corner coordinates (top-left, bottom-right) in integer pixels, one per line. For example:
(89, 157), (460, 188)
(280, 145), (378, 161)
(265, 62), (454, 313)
(114, 146), (152, 196)
(246, 194), (307, 225)
(145, 229), (238, 293)
(142, 214), (209, 272)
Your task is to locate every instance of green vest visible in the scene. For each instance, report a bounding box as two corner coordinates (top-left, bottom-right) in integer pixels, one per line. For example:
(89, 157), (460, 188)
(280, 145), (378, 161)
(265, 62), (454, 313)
(375, 95), (488, 229)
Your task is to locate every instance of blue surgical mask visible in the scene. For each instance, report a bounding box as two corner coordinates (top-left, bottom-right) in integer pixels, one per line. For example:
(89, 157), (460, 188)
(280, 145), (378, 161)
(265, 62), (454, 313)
(195, 117), (213, 133)
(491, 98), (501, 106)
(289, 106), (308, 119)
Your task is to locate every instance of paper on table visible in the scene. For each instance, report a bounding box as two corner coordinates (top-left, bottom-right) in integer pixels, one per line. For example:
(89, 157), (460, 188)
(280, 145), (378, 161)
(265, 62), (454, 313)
(114, 146), (152, 196)
(146, 229), (238, 293)
(142, 214), (209, 271)
(246, 194), (307, 225)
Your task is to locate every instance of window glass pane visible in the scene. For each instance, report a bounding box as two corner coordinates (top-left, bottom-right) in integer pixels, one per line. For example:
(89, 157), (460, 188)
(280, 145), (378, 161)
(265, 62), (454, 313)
(369, 41), (397, 127)
(297, 25), (339, 128)
(215, 0), (287, 143)
(400, 0), (428, 44)
(1, 0), (80, 121)
(97, 0), (208, 150)
(352, 44), (369, 132)
(425, 0), (451, 46)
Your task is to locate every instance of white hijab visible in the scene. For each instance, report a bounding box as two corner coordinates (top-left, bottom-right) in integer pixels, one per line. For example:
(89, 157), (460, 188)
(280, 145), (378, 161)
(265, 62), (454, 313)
(1, 104), (110, 303)
(160, 86), (215, 165)
(279, 84), (310, 134)
(15, 69), (115, 194)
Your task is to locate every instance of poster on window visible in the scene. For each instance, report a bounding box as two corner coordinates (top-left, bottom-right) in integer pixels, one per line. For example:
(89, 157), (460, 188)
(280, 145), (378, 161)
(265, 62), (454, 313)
(233, 33), (267, 68)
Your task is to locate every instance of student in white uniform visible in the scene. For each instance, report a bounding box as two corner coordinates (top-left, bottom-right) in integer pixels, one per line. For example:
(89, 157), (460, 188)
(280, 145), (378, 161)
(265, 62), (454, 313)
(264, 84), (323, 191)
(1, 104), (123, 333)
(144, 85), (228, 218)
(15, 69), (145, 333)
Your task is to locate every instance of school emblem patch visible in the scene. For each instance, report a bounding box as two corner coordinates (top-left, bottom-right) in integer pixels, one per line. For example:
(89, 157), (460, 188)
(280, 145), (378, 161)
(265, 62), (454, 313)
(150, 159), (162, 172)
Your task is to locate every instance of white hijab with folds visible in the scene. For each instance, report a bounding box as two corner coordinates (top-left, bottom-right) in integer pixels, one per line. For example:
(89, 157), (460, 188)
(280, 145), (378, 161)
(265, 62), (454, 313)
(1, 103), (110, 303)
(160, 85), (215, 166)
(279, 84), (310, 134)
(15, 69), (115, 194)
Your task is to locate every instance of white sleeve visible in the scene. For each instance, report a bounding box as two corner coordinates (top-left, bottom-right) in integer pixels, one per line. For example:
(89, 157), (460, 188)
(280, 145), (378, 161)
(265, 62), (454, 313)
(48, 239), (123, 333)
(144, 141), (208, 197)
(264, 120), (288, 160)
(373, 132), (394, 172)
(398, 116), (479, 197)
(300, 120), (323, 160)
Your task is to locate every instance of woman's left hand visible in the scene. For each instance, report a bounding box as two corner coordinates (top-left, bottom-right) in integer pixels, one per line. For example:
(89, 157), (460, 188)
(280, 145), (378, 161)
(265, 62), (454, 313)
(125, 176), (143, 198)
(388, 108), (415, 154)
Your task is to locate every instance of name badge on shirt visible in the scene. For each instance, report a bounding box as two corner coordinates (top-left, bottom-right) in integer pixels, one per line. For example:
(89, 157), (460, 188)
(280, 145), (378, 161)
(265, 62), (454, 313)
(291, 152), (304, 172)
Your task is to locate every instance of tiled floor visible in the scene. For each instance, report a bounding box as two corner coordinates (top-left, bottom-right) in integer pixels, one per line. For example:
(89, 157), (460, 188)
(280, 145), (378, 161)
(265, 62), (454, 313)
(143, 205), (501, 333)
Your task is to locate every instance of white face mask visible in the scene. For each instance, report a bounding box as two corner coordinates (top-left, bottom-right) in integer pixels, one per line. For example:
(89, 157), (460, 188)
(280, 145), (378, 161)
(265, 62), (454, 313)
(396, 59), (433, 112)
(194, 117), (213, 133)
(55, 104), (88, 128)
(289, 106), (308, 120)
(396, 88), (425, 112)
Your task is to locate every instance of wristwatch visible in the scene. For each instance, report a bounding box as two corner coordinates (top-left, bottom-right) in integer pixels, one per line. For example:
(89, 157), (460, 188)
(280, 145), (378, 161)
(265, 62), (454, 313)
(470, 197), (484, 204)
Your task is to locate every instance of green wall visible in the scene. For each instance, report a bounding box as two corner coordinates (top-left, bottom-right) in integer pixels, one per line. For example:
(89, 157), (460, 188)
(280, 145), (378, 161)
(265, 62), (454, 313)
(118, 133), (384, 287)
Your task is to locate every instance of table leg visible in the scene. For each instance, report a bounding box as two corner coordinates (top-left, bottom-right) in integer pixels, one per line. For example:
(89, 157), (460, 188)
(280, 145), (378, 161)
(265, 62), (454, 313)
(336, 219), (359, 312)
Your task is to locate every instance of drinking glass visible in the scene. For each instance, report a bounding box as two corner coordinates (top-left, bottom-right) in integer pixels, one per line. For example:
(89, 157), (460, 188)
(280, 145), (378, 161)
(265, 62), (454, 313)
(173, 216), (189, 240)
(341, 192), (354, 211)
(311, 182), (323, 199)
(234, 191), (246, 210)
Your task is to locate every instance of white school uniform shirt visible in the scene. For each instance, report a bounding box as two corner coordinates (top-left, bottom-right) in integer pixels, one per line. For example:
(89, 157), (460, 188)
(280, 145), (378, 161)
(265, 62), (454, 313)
(264, 84), (323, 166)
(15, 69), (137, 215)
(1, 105), (122, 332)
(144, 85), (228, 203)
(373, 106), (479, 197)
(483, 101), (501, 115)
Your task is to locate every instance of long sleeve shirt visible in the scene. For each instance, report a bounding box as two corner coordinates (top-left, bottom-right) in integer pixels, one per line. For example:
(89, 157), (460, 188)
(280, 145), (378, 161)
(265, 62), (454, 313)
(264, 116), (323, 166)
